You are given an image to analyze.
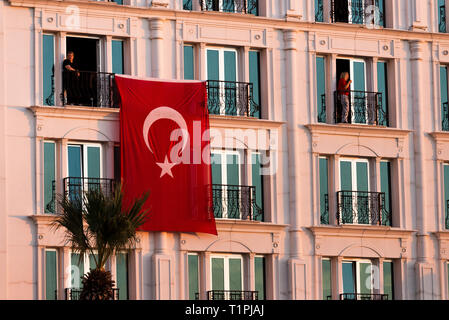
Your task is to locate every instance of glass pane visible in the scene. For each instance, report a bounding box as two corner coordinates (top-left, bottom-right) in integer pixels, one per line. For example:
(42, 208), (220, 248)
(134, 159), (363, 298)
(68, 146), (82, 178)
(112, 40), (124, 74)
(383, 261), (394, 300)
(319, 158), (329, 224)
(322, 259), (332, 300)
(315, 0), (324, 22)
(224, 51), (237, 116)
(89, 253), (98, 271)
(340, 161), (353, 191)
(188, 255), (199, 300)
(116, 253), (129, 300)
(316, 57), (326, 123)
(43, 34), (55, 106)
(352, 61), (366, 92)
(249, 51), (261, 118)
(211, 258), (225, 290)
(44, 142), (55, 214)
(71, 253), (84, 288)
(359, 262), (372, 294)
(207, 50), (220, 81)
(87, 146), (100, 179)
(252, 153), (263, 221)
(227, 154), (240, 219)
(342, 262), (355, 294)
(441, 66), (448, 130)
(184, 45), (195, 80)
(377, 61), (388, 126)
(380, 161), (392, 226)
(228, 258), (242, 291)
(444, 164), (449, 229)
(45, 250), (57, 300)
(254, 257), (265, 299)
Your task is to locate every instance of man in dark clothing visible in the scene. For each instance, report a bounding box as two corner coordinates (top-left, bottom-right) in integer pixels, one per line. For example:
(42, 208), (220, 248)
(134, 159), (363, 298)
(62, 51), (80, 105)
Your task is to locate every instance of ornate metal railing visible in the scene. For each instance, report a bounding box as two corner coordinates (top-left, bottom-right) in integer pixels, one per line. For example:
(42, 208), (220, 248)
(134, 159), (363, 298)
(206, 80), (260, 117)
(442, 102), (449, 131)
(337, 191), (391, 226)
(340, 293), (389, 300)
(61, 70), (119, 108)
(45, 66), (55, 106)
(212, 184), (262, 221)
(318, 94), (326, 123)
(46, 180), (56, 214)
(199, 0), (258, 14)
(198, 290), (259, 300)
(320, 194), (329, 224)
(63, 177), (116, 202)
(330, 0), (384, 26)
(334, 90), (386, 126)
(440, 5), (447, 33)
(315, 0), (324, 22)
(64, 288), (120, 300)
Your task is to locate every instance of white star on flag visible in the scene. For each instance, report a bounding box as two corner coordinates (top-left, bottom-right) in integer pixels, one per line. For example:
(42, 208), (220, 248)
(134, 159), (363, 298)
(156, 156), (177, 178)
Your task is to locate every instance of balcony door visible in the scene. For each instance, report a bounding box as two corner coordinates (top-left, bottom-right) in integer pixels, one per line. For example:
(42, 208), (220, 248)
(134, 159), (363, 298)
(342, 260), (376, 298)
(333, 0), (365, 24)
(336, 58), (368, 124)
(211, 150), (242, 219)
(67, 144), (102, 200)
(70, 252), (98, 290)
(206, 47), (239, 115)
(339, 158), (370, 224)
(210, 255), (243, 295)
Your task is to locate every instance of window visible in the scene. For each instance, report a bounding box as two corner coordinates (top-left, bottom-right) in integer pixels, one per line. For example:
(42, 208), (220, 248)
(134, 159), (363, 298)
(377, 61), (389, 126)
(444, 164), (449, 229)
(249, 50), (261, 119)
(316, 56), (326, 123)
(342, 260), (376, 296)
(116, 252), (129, 300)
(332, 0), (385, 27)
(183, 0), (193, 10)
(254, 256), (265, 299)
(380, 161), (392, 226)
(441, 66), (448, 131)
(70, 252), (98, 289)
(319, 157), (329, 224)
(322, 258), (332, 300)
(45, 249), (58, 300)
(251, 152), (264, 221)
(43, 34), (55, 106)
(383, 261), (394, 300)
(112, 39), (124, 75)
(439, 0), (447, 33)
(44, 141), (56, 213)
(188, 253), (199, 300)
(315, 0), (324, 22)
(210, 254), (243, 291)
(184, 45), (195, 80)
(202, 0), (258, 15)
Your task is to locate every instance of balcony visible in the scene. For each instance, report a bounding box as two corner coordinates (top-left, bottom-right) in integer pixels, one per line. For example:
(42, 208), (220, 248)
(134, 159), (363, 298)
(339, 293), (389, 300)
(196, 290), (259, 300)
(62, 71), (119, 108)
(206, 80), (260, 118)
(64, 288), (120, 300)
(442, 102), (449, 131)
(330, 0), (384, 26)
(337, 191), (391, 226)
(46, 178), (115, 213)
(184, 0), (258, 14)
(212, 184), (262, 221)
(333, 90), (386, 126)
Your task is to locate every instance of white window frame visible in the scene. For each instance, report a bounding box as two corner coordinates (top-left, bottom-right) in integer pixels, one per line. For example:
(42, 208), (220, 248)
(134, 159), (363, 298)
(342, 259), (376, 295)
(45, 248), (59, 299)
(66, 143), (103, 179)
(209, 254), (244, 291)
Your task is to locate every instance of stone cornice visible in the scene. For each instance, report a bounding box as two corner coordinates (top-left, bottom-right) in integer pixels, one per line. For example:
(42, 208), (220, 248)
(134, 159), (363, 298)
(308, 225), (416, 239)
(31, 105), (119, 121)
(305, 123), (412, 139)
(215, 219), (287, 234)
(430, 131), (449, 142)
(210, 115), (285, 130)
(9, 0), (449, 43)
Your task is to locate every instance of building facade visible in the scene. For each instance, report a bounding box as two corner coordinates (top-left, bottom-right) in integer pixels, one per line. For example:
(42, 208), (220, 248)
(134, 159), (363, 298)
(1, 0), (449, 300)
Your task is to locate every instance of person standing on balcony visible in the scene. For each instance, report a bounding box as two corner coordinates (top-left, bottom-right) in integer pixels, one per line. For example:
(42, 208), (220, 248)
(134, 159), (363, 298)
(337, 72), (352, 123)
(62, 51), (80, 105)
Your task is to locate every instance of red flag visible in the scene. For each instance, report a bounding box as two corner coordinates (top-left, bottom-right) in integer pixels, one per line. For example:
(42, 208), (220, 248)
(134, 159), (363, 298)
(115, 75), (217, 235)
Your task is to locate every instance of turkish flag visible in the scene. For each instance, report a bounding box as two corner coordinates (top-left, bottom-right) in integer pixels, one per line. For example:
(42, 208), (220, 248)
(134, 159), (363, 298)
(115, 75), (217, 235)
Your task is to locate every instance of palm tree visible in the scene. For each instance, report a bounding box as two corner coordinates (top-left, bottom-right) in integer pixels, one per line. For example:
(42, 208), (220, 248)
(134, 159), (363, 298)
(53, 184), (149, 300)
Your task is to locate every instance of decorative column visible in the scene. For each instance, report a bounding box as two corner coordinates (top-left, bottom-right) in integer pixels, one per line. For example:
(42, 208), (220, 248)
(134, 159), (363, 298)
(55, 32), (67, 106)
(327, 54), (337, 123)
(331, 256), (343, 300)
(286, 0), (302, 21)
(150, 18), (165, 79)
(105, 35), (113, 73)
(329, 154), (340, 225)
(106, 142), (115, 180)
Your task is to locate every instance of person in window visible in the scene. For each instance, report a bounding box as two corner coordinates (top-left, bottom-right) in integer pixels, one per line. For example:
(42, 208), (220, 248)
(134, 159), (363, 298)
(62, 51), (80, 105)
(337, 72), (352, 123)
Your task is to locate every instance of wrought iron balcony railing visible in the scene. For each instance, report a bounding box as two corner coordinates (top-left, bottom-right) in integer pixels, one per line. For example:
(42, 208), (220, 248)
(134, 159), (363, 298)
(334, 90), (387, 126)
(337, 191), (391, 226)
(340, 293), (389, 300)
(442, 102), (449, 131)
(63, 177), (115, 201)
(61, 70), (119, 108)
(196, 290), (259, 300)
(318, 94), (327, 123)
(320, 193), (329, 224)
(212, 184), (262, 221)
(330, 0), (384, 26)
(199, 0), (258, 14)
(64, 288), (120, 300)
(440, 5), (447, 33)
(206, 80), (260, 117)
